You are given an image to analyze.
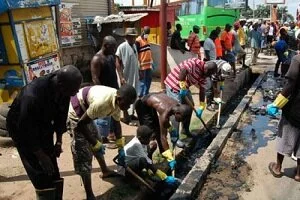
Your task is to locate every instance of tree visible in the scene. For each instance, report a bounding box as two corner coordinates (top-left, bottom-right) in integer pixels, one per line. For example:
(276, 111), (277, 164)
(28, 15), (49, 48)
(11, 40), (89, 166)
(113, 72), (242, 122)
(277, 6), (294, 22)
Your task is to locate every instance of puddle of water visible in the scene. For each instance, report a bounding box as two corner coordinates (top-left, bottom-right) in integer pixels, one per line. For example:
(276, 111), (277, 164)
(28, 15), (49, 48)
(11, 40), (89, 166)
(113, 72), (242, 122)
(197, 75), (284, 200)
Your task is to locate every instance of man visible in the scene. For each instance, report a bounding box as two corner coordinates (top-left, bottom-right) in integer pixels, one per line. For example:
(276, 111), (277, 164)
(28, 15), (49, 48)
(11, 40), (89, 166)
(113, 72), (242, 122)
(287, 22), (298, 60)
(233, 21), (247, 68)
(90, 35), (119, 147)
(164, 58), (218, 140)
(6, 66), (82, 199)
(221, 24), (236, 75)
(187, 25), (201, 58)
(274, 35), (289, 77)
(267, 55), (300, 182)
(171, 24), (186, 54)
(249, 23), (261, 65)
(124, 125), (179, 186)
(205, 60), (231, 110)
(68, 84), (137, 200)
(215, 27), (223, 59)
(204, 30), (218, 61)
(238, 20), (247, 50)
(136, 26), (153, 98)
(135, 92), (192, 169)
(260, 20), (268, 50)
(116, 28), (139, 125)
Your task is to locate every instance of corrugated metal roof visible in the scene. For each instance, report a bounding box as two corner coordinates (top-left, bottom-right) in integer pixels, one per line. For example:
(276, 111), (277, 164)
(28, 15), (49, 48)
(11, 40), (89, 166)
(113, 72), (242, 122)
(92, 12), (148, 24)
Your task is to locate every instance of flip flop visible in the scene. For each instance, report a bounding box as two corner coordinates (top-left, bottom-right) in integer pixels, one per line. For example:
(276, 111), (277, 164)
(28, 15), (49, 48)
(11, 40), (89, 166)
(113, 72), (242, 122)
(268, 162), (282, 178)
(100, 171), (121, 179)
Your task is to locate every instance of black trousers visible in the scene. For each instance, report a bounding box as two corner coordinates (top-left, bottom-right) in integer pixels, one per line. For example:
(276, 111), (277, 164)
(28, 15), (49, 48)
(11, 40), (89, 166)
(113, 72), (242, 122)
(15, 134), (60, 190)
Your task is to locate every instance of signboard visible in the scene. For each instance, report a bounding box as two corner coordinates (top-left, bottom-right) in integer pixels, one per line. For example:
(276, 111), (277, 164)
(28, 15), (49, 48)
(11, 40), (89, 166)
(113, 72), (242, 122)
(15, 24), (29, 63)
(224, 0), (246, 9)
(60, 3), (82, 47)
(25, 54), (60, 82)
(4, 0), (61, 9)
(265, 0), (285, 4)
(24, 19), (58, 59)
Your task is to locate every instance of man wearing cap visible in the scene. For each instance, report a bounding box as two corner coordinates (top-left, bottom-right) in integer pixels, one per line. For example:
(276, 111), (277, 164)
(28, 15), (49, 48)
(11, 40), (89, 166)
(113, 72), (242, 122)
(164, 58), (218, 142)
(188, 25), (201, 58)
(136, 26), (153, 98)
(206, 60), (231, 111)
(233, 21), (247, 68)
(221, 24), (236, 76)
(116, 28), (139, 125)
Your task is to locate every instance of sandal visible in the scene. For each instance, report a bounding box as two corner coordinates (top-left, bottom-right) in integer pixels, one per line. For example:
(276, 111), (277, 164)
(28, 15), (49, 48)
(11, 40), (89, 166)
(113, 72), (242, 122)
(100, 170), (121, 179)
(268, 162), (282, 178)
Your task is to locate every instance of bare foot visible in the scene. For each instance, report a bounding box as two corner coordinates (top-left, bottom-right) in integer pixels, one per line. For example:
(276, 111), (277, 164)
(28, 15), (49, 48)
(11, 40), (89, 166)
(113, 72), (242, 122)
(295, 175), (300, 182)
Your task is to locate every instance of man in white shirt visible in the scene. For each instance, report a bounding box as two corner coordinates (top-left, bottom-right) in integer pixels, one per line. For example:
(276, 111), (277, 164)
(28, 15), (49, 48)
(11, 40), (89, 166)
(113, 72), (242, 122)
(204, 30), (218, 61)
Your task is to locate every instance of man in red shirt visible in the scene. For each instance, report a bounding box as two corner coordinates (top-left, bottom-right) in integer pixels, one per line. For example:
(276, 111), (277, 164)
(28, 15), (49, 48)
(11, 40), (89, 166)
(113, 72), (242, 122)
(164, 58), (217, 142)
(221, 24), (236, 76)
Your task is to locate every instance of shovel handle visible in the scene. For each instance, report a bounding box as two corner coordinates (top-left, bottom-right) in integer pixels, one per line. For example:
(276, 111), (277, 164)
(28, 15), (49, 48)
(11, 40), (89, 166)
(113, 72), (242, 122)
(113, 155), (156, 192)
(184, 96), (213, 135)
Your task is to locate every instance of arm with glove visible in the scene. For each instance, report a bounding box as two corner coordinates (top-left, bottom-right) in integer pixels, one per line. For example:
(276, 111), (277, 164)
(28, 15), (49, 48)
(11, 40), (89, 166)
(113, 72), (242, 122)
(155, 169), (179, 186)
(266, 73), (297, 117)
(195, 85), (207, 119)
(178, 69), (189, 100)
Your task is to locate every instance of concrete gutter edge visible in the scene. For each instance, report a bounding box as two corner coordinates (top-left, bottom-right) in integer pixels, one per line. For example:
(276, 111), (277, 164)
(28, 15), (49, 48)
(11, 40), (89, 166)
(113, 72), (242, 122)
(170, 73), (266, 200)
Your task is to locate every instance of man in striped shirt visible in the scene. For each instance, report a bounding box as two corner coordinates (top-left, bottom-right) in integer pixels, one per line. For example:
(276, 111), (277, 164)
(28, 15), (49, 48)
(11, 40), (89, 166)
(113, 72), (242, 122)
(164, 57), (217, 141)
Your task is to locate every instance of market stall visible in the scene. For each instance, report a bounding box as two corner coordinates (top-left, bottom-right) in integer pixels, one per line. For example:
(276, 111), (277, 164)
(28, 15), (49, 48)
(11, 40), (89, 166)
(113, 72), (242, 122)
(0, 0), (61, 103)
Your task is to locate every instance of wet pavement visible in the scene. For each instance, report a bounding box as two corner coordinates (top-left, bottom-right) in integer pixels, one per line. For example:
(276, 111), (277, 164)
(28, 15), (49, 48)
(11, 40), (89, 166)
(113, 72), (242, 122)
(197, 73), (300, 200)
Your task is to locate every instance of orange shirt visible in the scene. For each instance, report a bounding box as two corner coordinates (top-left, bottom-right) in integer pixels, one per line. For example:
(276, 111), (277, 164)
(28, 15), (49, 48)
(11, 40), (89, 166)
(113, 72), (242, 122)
(187, 32), (201, 57)
(214, 37), (223, 57)
(220, 31), (233, 50)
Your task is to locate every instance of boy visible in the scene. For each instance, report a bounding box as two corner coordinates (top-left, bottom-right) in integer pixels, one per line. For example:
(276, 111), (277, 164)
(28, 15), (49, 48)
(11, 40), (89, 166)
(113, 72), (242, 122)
(124, 126), (179, 186)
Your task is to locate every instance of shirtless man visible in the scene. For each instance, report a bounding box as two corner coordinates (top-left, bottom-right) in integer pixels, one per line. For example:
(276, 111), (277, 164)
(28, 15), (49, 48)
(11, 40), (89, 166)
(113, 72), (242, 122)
(135, 92), (192, 171)
(91, 36), (119, 147)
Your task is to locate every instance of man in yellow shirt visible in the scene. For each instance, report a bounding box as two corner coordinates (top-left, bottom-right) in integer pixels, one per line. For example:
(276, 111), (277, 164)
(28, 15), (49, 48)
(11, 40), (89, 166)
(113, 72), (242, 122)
(237, 20), (247, 49)
(68, 84), (137, 200)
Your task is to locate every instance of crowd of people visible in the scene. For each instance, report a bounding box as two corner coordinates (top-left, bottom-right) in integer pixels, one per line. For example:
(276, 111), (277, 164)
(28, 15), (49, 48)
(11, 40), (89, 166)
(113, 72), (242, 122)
(5, 19), (300, 199)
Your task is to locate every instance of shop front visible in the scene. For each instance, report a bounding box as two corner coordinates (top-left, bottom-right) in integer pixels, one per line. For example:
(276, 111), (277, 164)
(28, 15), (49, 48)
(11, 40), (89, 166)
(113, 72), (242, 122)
(0, 0), (61, 103)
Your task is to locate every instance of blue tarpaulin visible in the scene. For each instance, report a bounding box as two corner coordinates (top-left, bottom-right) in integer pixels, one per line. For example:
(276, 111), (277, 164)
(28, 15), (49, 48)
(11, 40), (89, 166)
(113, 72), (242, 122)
(0, 0), (60, 14)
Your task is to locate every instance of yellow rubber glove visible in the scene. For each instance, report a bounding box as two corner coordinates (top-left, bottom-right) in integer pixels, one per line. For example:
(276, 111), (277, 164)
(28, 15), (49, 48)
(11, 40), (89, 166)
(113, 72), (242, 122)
(162, 149), (174, 162)
(178, 81), (187, 89)
(116, 137), (125, 149)
(273, 93), (289, 109)
(92, 140), (103, 152)
(199, 102), (206, 110)
(155, 169), (167, 180)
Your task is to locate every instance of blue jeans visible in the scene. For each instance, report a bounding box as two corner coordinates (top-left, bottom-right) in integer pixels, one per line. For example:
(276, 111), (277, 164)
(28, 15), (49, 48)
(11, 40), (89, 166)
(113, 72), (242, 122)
(139, 69), (152, 97)
(94, 117), (111, 138)
(166, 86), (193, 136)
